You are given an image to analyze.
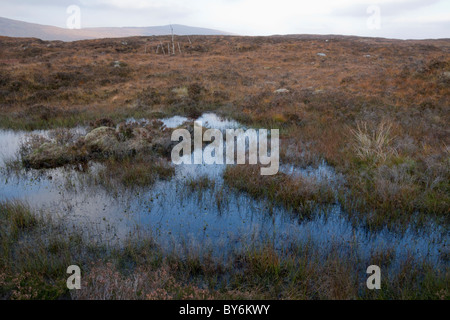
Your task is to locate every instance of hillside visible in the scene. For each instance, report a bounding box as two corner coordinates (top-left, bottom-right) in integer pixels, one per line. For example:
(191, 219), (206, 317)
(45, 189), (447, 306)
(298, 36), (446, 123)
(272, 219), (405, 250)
(0, 17), (230, 41)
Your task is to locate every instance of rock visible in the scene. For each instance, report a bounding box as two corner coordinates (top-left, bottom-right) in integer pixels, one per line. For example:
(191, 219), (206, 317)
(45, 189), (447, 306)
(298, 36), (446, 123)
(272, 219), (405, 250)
(317, 53), (327, 57)
(84, 127), (119, 153)
(23, 142), (72, 169)
(86, 125), (159, 157)
(274, 88), (290, 94)
(112, 61), (127, 68)
(22, 120), (175, 169)
(172, 87), (188, 99)
(439, 71), (450, 84)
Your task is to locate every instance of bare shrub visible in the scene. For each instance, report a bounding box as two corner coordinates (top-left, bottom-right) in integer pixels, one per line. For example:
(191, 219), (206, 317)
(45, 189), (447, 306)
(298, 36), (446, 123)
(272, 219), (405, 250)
(18, 134), (50, 159)
(90, 118), (116, 129)
(48, 128), (78, 146)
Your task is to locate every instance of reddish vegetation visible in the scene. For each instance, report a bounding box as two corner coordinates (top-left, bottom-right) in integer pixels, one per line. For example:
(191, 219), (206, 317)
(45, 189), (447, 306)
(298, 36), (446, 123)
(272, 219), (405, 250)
(0, 34), (449, 225)
(0, 35), (449, 299)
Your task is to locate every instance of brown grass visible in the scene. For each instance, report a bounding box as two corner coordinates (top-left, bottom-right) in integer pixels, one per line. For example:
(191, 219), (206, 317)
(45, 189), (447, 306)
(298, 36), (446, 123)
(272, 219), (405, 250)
(224, 164), (335, 214)
(0, 34), (448, 225)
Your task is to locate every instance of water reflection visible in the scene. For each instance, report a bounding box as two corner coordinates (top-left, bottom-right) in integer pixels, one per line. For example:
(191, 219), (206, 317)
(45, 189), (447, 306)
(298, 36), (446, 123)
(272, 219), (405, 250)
(0, 114), (447, 273)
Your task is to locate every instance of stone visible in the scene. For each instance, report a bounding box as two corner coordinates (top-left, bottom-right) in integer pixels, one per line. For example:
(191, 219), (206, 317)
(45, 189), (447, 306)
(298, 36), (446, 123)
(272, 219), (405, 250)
(24, 142), (72, 169)
(84, 126), (119, 153)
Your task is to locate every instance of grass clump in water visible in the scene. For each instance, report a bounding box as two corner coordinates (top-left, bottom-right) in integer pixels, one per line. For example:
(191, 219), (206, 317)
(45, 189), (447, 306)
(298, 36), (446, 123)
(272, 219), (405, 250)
(224, 164), (335, 215)
(93, 156), (175, 190)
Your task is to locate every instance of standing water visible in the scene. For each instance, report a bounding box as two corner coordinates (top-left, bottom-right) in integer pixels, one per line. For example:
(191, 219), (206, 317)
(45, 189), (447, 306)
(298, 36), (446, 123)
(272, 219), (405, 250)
(0, 114), (448, 273)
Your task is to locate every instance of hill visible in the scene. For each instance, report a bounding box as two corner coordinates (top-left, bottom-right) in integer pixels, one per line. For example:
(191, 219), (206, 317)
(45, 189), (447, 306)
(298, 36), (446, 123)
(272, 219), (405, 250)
(0, 17), (230, 41)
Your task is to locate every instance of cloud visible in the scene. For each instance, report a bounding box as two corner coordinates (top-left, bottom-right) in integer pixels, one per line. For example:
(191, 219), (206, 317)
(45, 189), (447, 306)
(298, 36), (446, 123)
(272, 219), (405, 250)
(331, 0), (442, 17)
(394, 13), (450, 24)
(0, 0), (448, 38)
(2, 0), (76, 7)
(80, 0), (187, 10)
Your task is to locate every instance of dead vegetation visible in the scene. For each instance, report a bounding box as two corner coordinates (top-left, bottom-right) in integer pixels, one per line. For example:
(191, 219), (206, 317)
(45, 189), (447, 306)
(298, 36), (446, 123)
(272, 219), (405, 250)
(1, 201), (448, 300)
(0, 34), (448, 227)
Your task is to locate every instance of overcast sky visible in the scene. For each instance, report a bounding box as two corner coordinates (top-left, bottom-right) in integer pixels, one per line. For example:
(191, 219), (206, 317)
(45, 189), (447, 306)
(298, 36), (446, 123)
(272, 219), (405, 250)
(1, 0), (449, 39)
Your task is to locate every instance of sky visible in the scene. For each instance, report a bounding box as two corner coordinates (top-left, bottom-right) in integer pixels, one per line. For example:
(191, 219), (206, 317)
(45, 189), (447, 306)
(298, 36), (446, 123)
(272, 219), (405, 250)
(1, 0), (449, 39)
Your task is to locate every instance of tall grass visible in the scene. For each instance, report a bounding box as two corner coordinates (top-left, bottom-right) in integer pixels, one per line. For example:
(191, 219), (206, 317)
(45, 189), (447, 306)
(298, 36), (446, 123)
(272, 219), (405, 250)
(349, 120), (397, 164)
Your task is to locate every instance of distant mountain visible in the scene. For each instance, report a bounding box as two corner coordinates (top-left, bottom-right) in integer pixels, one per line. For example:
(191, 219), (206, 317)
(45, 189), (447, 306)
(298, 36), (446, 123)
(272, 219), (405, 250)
(0, 17), (231, 41)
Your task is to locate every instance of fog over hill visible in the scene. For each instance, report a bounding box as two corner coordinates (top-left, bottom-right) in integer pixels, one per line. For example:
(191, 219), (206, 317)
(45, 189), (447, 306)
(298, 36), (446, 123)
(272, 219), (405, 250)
(0, 17), (231, 41)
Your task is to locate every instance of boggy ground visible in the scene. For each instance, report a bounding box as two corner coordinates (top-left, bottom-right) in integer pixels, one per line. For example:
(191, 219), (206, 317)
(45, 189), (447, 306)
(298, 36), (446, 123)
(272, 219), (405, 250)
(0, 34), (449, 299)
(0, 201), (448, 300)
(19, 118), (176, 170)
(2, 34), (447, 226)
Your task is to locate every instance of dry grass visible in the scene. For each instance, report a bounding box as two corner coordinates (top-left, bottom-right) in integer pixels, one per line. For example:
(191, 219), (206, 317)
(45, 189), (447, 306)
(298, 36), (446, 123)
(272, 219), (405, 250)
(1, 201), (448, 300)
(0, 35), (448, 225)
(0, 35), (449, 299)
(224, 164), (335, 214)
(71, 262), (217, 300)
(349, 120), (397, 164)
(93, 157), (175, 190)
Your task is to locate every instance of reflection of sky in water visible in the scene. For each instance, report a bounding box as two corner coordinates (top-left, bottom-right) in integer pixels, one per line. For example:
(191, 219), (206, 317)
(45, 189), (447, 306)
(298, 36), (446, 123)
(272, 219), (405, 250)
(161, 115), (189, 128)
(0, 114), (448, 273)
(195, 113), (241, 130)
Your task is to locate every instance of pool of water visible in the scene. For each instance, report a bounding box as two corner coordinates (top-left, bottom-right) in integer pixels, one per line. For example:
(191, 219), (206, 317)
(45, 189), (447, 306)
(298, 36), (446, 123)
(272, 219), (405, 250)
(0, 114), (448, 272)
